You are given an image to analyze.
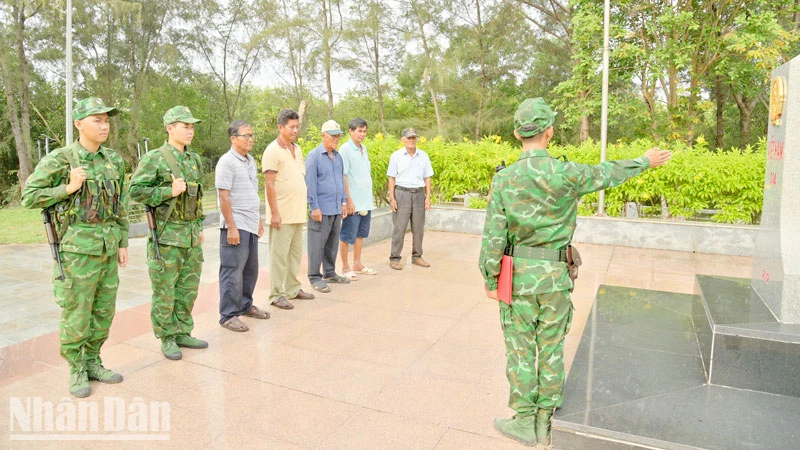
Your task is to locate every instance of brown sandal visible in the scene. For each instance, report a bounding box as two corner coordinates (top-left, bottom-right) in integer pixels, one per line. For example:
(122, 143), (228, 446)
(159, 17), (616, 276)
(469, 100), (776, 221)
(221, 317), (249, 332)
(271, 296), (295, 310)
(244, 305), (270, 319)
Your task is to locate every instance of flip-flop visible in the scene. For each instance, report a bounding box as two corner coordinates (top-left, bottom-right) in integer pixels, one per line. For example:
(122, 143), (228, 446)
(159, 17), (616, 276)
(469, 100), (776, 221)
(344, 271), (359, 281)
(355, 267), (377, 275)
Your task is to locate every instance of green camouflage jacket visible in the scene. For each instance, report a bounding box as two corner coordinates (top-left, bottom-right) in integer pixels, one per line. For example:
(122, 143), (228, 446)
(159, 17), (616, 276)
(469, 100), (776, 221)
(479, 149), (650, 293)
(21, 141), (129, 255)
(129, 142), (204, 248)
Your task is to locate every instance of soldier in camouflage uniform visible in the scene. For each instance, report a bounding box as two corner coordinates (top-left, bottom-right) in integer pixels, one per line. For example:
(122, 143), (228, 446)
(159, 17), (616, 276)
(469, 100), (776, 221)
(22, 97), (129, 398)
(479, 98), (671, 447)
(129, 106), (208, 361)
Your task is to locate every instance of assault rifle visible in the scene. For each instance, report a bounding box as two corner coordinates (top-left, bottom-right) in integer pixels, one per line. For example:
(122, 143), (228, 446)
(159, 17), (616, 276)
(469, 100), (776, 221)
(42, 209), (66, 281)
(145, 205), (162, 261)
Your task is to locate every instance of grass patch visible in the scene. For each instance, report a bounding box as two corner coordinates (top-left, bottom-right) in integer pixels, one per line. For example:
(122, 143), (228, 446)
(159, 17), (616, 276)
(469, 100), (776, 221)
(0, 205), (47, 245)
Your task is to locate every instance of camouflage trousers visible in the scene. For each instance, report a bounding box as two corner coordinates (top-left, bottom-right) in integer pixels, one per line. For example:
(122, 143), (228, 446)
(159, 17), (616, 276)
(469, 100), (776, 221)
(54, 251), (118, 372)
(500, 290), (574, 414)
(147, 243), (203, 340)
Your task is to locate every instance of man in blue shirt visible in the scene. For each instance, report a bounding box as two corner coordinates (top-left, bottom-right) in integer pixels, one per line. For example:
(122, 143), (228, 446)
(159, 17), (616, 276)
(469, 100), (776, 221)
(339, 118), (377, 280)
(306, 120), (351, 293)
(387, 127), (434, 270)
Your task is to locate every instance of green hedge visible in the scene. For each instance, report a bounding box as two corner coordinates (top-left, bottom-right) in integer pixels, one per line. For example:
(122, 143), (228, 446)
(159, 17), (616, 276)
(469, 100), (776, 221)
(309, 134), (766, 225)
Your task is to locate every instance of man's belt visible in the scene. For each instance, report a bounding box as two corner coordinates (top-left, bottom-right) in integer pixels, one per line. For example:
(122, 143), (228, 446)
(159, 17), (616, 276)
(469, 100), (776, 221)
(505, 245), (567, 262)
(395, 186), (424, 193)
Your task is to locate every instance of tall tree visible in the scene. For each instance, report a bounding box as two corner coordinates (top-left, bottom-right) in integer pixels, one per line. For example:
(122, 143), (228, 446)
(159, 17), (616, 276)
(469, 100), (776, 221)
(0, 0), (41, 189)
(513, 0), (589, 141)
(408, 0), (445, 137)
(721, 7), (798, 145)
(446, 0), (492, 139)
(316, 0), (343, 118)
(268, 0), (317, 113)
(344, 0), (402, 132)
(190, 0), (268, 123)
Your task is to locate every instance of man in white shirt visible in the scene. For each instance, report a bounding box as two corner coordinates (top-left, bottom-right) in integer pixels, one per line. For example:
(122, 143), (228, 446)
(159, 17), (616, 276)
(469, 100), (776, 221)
(386, 127), (434, 270)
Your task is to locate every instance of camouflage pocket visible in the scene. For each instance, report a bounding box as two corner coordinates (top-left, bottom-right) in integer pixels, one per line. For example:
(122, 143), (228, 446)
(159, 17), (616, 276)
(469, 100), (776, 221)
(184, 182), (202, 220)
(564, 302), (575, 335)
(53, 271), (73, 308)
(499, 302), (511, 332)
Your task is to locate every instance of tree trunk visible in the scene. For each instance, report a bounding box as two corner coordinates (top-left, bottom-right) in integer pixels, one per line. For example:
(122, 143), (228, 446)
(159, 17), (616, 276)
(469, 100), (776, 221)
(0, 2), (35, 190)
(579, 90), (589, 141)
(298, 99), (309, 131)
(412, 0), (443, 136)
(0, 57), (33, 187)
(715, 74), (725, 149)
(422, 65), (443, 136)
(641, 74), (658, 139)
(474, 0), (486, 141)
(733, 92), (760, 147)
(322, 0), (334, 118)
(372, 30), (387, 132)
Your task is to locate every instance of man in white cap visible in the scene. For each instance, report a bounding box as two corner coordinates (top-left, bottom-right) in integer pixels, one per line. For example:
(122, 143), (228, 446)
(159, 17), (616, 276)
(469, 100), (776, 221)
(305, 119), (351, 293)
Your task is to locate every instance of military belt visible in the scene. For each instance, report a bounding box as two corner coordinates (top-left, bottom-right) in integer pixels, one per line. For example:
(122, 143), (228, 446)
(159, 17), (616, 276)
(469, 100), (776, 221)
(395, 186), (424, 193)
(506, 245), (567, 262)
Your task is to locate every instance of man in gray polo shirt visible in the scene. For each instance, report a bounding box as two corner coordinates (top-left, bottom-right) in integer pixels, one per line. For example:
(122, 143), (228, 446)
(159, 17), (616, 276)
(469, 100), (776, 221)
(216, 120), (269, 332)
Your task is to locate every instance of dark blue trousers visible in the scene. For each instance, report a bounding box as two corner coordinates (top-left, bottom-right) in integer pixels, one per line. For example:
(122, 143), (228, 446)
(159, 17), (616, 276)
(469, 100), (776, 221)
(219, 229), (259, 323)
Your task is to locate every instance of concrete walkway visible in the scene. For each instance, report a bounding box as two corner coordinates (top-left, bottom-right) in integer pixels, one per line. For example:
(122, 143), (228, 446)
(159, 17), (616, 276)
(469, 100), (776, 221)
(0, 229), (752, 449)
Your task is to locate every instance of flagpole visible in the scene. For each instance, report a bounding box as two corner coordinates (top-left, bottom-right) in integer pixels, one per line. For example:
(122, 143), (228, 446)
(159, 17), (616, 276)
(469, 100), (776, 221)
(66, 0), (73, 143)
(598, 0), (610, 216)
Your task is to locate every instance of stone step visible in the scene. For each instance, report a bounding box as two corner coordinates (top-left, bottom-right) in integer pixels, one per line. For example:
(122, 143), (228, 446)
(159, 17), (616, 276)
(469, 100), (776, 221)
(693, 275), (800, 398)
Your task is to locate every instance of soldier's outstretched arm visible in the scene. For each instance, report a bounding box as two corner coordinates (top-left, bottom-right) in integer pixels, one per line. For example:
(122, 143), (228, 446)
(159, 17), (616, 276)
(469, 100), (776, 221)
(572, 153), (652, 196)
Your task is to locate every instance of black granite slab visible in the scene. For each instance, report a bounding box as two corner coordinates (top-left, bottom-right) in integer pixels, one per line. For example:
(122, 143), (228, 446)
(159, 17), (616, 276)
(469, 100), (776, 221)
(556, 385), (800, 450)
(695, 275), (777, 326)
(710, 332), (800, 397)
(558, 315), (705, 416)
(557, 284), (800, 450)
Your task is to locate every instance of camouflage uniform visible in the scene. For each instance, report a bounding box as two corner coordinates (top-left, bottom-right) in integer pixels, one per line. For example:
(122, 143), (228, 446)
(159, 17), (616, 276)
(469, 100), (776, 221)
(129, 107), (204, 355)
(21, 98), (128, 396)
(479, 98), (650, 439)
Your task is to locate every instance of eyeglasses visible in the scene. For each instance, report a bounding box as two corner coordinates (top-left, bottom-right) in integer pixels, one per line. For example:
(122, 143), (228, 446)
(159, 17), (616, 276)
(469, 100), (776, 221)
(234, 134), (256, 140)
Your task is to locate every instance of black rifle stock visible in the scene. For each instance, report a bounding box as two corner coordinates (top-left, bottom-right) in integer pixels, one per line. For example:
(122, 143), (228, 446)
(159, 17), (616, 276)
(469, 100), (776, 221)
(145, 205), (162, 261)
(42, 209), (66, 281)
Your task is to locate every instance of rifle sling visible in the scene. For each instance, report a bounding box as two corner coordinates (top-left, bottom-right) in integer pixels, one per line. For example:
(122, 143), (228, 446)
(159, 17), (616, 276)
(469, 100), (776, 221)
(156, 147), (184, 235)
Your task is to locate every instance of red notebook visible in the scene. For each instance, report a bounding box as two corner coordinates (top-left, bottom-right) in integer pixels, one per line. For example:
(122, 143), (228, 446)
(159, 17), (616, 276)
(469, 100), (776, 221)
(497, 255), (513, 305)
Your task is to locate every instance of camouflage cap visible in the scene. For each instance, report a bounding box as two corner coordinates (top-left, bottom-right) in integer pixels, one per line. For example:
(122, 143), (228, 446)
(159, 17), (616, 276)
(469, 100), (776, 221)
(163, 106), (202, 126)
(514, 97), (556, 138)
(72, 97), (119, 121)
(321, 119), (343, 136)
(401, 127), (418, 138)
